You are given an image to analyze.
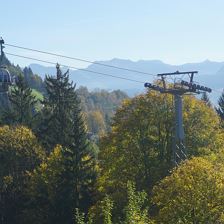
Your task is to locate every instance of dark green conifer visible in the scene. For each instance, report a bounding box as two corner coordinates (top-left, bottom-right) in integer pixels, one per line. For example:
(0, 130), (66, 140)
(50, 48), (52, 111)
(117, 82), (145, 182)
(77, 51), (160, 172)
(23, 67), (45, 93)
(2, 74), (37, 127)
(36, 64), (97, 220)
(201, 92), (212, 107)
(216, 90), (224, 121)
(38, 64), (76, 149)
(65, 92), (97, 211)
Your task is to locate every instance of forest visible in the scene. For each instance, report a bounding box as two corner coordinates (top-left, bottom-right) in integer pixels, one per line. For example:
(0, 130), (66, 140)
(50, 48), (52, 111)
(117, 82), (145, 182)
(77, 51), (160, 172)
(0, 57), (128, 139)
(1, 59), (224, 224)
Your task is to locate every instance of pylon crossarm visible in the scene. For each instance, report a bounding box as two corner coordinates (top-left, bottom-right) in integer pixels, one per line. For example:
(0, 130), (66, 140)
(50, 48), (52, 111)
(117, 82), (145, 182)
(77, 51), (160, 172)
(145, 70), (212, 166)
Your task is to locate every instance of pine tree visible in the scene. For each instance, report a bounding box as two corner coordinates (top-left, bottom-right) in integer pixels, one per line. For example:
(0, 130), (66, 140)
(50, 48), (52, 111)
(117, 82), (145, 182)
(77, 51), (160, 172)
(36, 64), (97, 220)
(37, 64), (77, 149)
(69, 96), (97, 210)
(2, 74), (37, 127)
(216, 90), (224, 121)
(201, 92), (212, 107)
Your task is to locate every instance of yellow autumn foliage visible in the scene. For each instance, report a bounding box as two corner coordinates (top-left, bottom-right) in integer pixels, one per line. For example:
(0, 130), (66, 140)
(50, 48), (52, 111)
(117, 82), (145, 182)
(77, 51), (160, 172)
(152, 156), (224, 223)
(98, 91), (224, 210)
(0, 125), (45, 177)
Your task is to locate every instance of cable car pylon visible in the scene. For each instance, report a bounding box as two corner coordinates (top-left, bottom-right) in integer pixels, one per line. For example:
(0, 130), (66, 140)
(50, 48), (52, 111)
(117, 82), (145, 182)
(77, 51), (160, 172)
(0, 37), (13, 92)
(0, 37), (14, 108)
(144, 71), (212, 166)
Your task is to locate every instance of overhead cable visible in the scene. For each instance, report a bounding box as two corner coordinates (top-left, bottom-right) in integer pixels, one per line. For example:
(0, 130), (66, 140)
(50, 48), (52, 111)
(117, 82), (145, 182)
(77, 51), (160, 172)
(5, 43), (156, 77)
(5, 52), (145, 84)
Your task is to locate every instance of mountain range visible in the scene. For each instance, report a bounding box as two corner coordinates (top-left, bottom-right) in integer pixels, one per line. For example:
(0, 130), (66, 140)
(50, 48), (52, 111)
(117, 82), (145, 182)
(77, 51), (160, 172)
(29, 58), (224, 103)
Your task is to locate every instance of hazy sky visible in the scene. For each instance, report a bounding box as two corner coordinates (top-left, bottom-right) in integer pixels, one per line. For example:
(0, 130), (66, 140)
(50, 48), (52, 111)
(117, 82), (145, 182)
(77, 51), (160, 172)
(1, 0), (224, 67)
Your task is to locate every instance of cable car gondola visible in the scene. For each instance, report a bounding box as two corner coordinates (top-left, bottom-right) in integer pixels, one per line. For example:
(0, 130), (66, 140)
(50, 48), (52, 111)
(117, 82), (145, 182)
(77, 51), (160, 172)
(0, 66), (12, 92)
(0, 38), (13, 92)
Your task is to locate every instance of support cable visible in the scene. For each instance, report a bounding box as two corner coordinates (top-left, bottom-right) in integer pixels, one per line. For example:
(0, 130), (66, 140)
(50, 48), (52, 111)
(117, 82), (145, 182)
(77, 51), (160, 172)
(5, 52), (145, 84)
(5, 43), (156, 77)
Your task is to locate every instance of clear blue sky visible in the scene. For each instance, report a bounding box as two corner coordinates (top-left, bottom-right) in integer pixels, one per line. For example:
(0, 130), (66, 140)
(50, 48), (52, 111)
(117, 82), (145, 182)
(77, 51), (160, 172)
(1, 0), (224, 67)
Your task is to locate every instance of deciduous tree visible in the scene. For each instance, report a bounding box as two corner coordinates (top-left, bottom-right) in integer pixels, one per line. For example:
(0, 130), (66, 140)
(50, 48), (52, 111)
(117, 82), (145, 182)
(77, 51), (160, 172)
(152, 157), (224, 223)
(98, 91), (223, 211)
(0, 125), (45, 223)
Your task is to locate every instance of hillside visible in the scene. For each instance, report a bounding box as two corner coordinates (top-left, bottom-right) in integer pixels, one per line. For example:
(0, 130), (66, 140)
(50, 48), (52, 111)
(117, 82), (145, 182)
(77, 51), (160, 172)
(1, 56), (128, 137)
(1, 55), (45, 94)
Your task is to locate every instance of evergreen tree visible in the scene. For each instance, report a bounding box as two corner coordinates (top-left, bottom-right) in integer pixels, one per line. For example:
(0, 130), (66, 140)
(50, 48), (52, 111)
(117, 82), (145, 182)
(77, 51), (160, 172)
(35, 64), (97, 221)
(23, 67), (45, 93)
(2, 74), (37, 127)
(65, 93), (97, 211)
(201, 92), (212, 107)
(37, 64), (77, 150)
(216, 90), (224, 121)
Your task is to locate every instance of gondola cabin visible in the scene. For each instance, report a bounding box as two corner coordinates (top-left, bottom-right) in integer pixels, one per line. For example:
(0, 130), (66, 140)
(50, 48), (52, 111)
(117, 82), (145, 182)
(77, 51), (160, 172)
(0, 66), (12, 92)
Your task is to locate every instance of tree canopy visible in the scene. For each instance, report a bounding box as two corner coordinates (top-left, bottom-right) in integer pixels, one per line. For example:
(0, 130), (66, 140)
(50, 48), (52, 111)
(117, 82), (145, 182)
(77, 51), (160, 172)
(0, 125), (45, 223)
(0, 59), (223, 224)
(2, 74), (38, 127)
(98, 91), (224, 210)
(216, 90), (224, 122)
(152, 156), (224, 223)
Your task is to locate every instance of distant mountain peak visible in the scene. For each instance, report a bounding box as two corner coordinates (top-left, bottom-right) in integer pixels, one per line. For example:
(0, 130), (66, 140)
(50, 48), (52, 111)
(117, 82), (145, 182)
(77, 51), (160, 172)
(137, 59), (163, 63)
(29, 58), (224, 103)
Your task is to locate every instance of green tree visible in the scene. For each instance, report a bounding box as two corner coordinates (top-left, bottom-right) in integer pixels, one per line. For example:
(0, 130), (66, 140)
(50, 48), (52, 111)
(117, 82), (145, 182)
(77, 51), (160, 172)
(36, 64), (97, 213)
(76, 87), (128, 134)
(2, 74), (38, 127)
(101, 195), (113, 224)
(37, 64), (77, 150)
(124, 182), (153, 224)
(27, 144), (97, 224)
(216, 90), (224, 121)
(23, 67), (45, 93)
(97, 91), (224, 210)
(74, 208), (85, 224)
(87, 110), (106, 135)
(0, 125), (45, 224)
(25, 145), (64, 224)
(88, 182), (154, 224)
(201, 92), (212, 107)
(74, 208), (94, 224)
(28, 120), (97, 223)
(66, 98), (97, 212)
(152, 157), (224, 223)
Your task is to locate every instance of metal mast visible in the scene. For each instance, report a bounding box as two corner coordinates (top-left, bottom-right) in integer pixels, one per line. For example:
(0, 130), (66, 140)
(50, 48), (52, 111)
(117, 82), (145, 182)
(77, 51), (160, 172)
(144, 71), (212, 166)
(0, 37), (5, 66)
(0, 38), (13, 97)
